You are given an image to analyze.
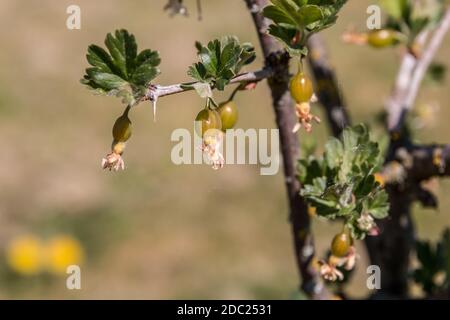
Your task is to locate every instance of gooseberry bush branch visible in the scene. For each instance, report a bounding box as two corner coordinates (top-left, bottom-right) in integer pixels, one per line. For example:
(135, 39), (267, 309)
(388, 7), (450, 133)
(244, 0), (329, 299)
(340, 0), (450, 298)
(80, 0), (450, 299)
(145, 68), (273, 101)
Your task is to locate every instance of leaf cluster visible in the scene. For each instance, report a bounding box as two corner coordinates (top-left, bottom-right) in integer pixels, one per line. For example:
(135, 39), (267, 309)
(81, 29), (161, 106)
(187, 36), (256, 91)
(298, 124), (389, 239)
(262, 0), (348, 57)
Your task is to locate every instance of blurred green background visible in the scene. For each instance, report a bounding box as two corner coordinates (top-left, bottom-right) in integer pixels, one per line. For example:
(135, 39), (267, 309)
(0, 0), (449, 299)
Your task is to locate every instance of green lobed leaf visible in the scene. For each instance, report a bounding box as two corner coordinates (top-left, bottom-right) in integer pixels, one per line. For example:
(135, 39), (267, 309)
(365, 190), (389, 219)
(187, 36), (256, 92)
(299, 5), (323, 26)
(81, 29), (161, 106)
(299, 124), (389, 238)
(324, 137), (344, 169)
(263, 0), (348, 57)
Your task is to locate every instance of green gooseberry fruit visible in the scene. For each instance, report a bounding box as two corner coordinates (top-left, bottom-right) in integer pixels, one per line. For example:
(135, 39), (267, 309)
(367, 29), (399, 48)
(112, 113), (132, 142)
(331, 231), (352, 258)
(290, 72), (313, 103)
(195, 109), (222, 137)
(217, 101), (238, 131)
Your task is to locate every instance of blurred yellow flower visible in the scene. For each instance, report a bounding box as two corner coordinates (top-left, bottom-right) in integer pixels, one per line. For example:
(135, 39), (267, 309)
(307, 206), (317, 217)
(45, 235), (84, 275)
(374, 173), (385, 187)
(6, 235), (44, 276)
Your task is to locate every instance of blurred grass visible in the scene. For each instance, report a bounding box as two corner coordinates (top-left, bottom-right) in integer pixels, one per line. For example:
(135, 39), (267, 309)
(0, 0), (449, 299)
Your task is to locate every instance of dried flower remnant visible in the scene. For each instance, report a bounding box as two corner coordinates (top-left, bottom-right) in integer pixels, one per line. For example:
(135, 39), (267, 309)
(200, 130), (224, 170)
(319, 260), (344, 282)
(293, 102), (321, 133)
(319, 245), (359, 282)
(102, 109), (132, 172)
(195, 108), (224, 170)
(102, 144), (126, 171)
(343, 246), (357, 271)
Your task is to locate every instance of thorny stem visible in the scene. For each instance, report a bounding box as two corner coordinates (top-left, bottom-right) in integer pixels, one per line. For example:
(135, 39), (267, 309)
(196, 0), (202, 21)
(244, 0), (331, 299)
(146, 68), (272, 102)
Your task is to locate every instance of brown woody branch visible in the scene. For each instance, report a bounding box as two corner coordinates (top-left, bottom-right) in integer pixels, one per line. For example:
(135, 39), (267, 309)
(392, 144), (450, 182)
(366, 143), (450, 298)
(307, 34), (350, 137)
(244, 0), (331, 300)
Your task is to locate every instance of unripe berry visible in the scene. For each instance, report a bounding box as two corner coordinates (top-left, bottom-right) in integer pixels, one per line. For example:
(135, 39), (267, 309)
(290, 72), (313, 103)
(195, 109), (222, 137)
(217, 101), (238, 131)
(331, 231), (352, 258)
(367, 29), (398, 48)
(112, 113), (132, 142)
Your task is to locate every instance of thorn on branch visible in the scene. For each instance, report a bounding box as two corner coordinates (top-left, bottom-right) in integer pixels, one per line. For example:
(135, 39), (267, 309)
(147, 84), (159, 102)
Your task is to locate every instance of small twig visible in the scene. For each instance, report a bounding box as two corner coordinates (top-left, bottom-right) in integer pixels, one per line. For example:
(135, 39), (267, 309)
(145, 68), (272, 101)
(388, 8), (450, 133)
(196, 0), (202, 21)
(405, 9), (450, 111)
(386, 52), (418, 132)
